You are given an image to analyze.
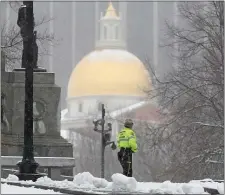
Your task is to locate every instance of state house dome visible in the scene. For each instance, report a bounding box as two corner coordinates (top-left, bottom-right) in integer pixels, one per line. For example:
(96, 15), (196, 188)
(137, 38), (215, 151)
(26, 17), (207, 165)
(67, 2), (151, 99)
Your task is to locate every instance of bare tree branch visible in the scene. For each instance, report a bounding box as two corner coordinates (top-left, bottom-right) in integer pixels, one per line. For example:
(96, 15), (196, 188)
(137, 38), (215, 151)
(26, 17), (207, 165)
(141, 2), (224, 182)
(1, 3), (58, 70)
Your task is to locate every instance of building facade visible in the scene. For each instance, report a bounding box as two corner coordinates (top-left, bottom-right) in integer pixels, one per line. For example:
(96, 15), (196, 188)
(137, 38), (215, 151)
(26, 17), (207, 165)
(61, 2), (161, 181)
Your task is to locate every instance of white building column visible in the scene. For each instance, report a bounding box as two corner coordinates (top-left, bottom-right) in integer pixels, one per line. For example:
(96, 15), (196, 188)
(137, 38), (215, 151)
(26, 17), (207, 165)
(49, 1), (54, 72)
(119, 2), (127, 46)
(95, 1), (99, 45)
(71, 1), (76, 69)
(153, 1), (158, 76)
(100, 12), (104, 41)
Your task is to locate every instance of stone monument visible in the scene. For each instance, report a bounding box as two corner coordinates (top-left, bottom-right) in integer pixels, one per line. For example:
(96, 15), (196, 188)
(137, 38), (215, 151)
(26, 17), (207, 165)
(1, 54), (73, 176)
(1, 6), (73, 175)
(1, 69), (73, 157)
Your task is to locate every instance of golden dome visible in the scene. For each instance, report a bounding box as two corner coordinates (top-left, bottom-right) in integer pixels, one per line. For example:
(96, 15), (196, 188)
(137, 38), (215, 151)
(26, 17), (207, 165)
(68, 49), (151, 98)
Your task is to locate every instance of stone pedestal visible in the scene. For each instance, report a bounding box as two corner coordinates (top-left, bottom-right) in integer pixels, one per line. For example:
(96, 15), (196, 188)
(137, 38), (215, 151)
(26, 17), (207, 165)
(14, 67), (47, 72)
(1, 70), (73, 175)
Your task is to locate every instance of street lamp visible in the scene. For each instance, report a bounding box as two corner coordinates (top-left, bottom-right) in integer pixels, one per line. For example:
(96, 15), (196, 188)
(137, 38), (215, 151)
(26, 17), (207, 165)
(93, 104), (116, 178)
(15, 1), (44, 181)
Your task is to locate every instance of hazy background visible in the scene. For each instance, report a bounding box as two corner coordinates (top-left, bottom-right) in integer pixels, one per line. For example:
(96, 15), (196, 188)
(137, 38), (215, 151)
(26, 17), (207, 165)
(1, 1), (176, 109)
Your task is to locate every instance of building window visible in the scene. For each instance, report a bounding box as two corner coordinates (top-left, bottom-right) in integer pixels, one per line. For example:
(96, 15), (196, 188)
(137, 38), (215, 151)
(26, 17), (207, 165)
(78, 103), (83, 112)
(104, 25), (107, 39)
(115, 25), (119, 39)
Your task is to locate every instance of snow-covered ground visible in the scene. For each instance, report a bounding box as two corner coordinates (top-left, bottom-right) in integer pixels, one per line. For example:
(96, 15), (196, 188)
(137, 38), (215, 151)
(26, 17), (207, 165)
(1, 183), (62, 194)
(1, 172), (224, 194)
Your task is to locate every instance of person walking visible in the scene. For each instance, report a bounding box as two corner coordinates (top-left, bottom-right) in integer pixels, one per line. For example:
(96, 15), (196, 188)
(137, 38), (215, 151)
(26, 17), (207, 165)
(117, 119), (137, 177)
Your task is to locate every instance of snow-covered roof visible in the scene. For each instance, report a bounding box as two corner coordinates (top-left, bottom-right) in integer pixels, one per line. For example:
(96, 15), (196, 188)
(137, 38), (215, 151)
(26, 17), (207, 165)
(61, 100), (160, 125)
(86, 49), (142, 64)
(109, 101), (147, 118)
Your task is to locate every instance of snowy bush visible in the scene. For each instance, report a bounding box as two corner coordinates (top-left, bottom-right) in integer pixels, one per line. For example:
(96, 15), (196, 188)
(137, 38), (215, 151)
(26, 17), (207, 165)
(6, 174), (19, 181)
(111, 173), (137, 192)
(160, 180), (172, 189)
(92, 177), (109, 188)
(73, 172), (108, 188)
(36, 176), (53, 186)
(217, 183), (224, 194)
(189, 180), (224, 195)
(181, 183), (205, 194)
(157, 181), (184, 194)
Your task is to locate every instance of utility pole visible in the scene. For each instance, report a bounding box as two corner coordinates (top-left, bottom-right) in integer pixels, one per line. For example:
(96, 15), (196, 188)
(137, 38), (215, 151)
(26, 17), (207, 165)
(101, 104), (105, 178)
(15, 1), (44, 181)
(93, 104), (116, 178)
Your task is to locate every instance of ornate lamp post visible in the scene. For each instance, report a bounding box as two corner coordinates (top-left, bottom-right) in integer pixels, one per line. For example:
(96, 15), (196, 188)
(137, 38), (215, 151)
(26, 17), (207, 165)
(93, 104), (116, 178)
(15, 1), (44, 181)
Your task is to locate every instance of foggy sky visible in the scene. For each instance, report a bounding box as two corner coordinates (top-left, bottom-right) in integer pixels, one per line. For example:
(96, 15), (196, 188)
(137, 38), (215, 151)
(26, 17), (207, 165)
(1, 1), (176, 109)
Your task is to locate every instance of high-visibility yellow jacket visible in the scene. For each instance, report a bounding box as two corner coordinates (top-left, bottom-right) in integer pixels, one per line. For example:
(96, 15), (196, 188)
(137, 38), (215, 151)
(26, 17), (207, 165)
(117, 127), (138, 153)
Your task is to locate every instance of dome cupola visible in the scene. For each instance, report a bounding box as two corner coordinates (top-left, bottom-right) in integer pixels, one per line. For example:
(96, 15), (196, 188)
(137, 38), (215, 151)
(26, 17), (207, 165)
(96, 1), (126, 49)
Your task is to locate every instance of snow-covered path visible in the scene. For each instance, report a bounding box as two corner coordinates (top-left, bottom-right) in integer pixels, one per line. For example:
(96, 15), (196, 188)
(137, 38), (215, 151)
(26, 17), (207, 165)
(1, 172), (224, 194)
(1, 183), (62, 194)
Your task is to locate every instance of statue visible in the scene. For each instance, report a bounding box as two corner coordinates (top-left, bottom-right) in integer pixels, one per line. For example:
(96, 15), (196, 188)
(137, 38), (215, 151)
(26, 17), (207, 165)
(1, 93), (10, 132)
(17, 1), (37, 69)
(33, 102), (46, 135)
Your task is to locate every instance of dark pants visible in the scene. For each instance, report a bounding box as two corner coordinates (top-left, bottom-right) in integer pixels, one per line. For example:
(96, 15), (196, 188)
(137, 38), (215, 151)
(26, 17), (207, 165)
(118, 148), (132, 177)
